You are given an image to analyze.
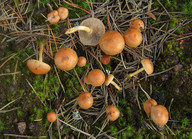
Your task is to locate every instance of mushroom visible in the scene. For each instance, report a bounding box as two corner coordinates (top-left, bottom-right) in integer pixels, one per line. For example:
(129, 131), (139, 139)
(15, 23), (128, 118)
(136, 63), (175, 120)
(143, 99), (157, 116)
(65, 18), (105, 46)
(106, 105), (120, 121)
(47, 10), (60, 24)
(47, 112), (57, 122)
(101, 55), (111, 65)
(124, 28), (143, 48)
(54, 47), (78, 71)
(130, 19), (144, 31)
(27, 42), (51, 75)
(57, 7), (69, 20)
(104, 74), (122, 91)
(99, 30), (125, 55)
(77, 56), (86, 67)
(87, 69), (105, 86)
(151, 105), (169, 126)
(127, 59), (154, 78)
(77, 92), (93, 109)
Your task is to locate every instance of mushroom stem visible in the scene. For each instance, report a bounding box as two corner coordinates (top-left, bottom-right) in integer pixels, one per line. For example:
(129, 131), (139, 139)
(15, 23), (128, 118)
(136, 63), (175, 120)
(127, 67), (144, 78)
(39, 44), (44, 62)
(110, 81), (122, 91)
(65, 26), (92, 34)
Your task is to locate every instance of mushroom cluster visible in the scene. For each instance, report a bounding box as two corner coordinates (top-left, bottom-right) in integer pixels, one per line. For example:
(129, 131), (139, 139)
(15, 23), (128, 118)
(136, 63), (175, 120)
(47, 7), (69, 24)
(143, 99), (169, 127)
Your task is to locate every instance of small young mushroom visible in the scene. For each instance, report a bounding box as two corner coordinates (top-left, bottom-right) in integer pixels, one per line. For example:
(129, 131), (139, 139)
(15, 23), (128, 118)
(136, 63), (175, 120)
(77, 92), (93, 109)
(47, 10), (60, 24)
(77, 56), (86, 67)
(87, 69), (105, 86)
(101, 55), (111, 65)
(151, 105), (169, 126)
(57, 7), (69, 20)
(99, 30), (125, 55)
(124, 28), (143, 48)
(130, 19), (144, 31)
(47, 112), (57, 122)
(27, 41), (51, 75)
(143, 99), (157, 116)
(127, 59), (154, 78)
(54, 47), (78, 71)
(106, 105), (120, 121)
(104, 74), (122, 91)
(65, 18), (105, 46)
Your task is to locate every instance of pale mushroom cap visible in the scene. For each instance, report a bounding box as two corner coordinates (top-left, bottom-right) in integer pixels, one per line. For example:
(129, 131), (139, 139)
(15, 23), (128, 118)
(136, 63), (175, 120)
(47, 112), (57, 122)
(104, 74), (114, 86)
(27, 59), (51, 75)
(151, 105), (169, 126)
(99, 30), (125, 55)
(77, 56), (86, 67)
(124, 28), (143, 48)
(130, 19), (144, 31)
(54, 47), (78, 71)
(141, 59), (154, 75)
(47, 10), (60, 24)
(87, 69), (105, 86)
(143, 99), (157, 116)
(79, 18), (105, 46)
(78, 92), (93, 109)
(57, 7), (69, 20)
(106, 105), (120, 121)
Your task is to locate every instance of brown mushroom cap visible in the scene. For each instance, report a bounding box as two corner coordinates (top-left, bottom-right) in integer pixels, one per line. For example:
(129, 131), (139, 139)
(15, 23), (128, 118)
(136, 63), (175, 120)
(106, 105), (120, 121)
(104, 74), (114, 86)
(124, 28), (143, 48)
(47, 112), (57, 122)
(101, 55), (111, 65)
(77, 56), (86, 67)
(151, 105), (169, 126)
(54, 48), (78, 71)
(130, 19), (144, 31)
(77, 92), (93, 109)
(47, 10), (60, 24)
(87, 69), (105, 86)
(78, 18), (105, 46)
(143, 99), (157, 116)
(141, 59), (154, 75)
(99, 30), (125, 55)
(27, 59), (51, 75)
(57, 7), (69, 20)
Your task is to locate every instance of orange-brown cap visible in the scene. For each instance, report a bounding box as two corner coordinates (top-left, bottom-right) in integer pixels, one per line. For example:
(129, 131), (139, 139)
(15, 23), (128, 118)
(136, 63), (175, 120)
(143, 99), (157, 116)
(57, 7), (69, 20)
(151, 105), (169, 126)
(84, 75), (91, 84)
(87, 69), (105, 86)
(54, 48), (78, 71)
(47, 10), (60, 24)
(101, 55), (111, 65)
(47, 112), (57, 122)
(99, 30), (125, 55)
(79, 18), (105, 46)
(141, 59), (154, 75)
(77, 56), (86, 67)
(106, 105), (120, 121)
(130, 19), (144, 31)
(104, 74), (114, 86)
(27, 59), (51, 75)
(78, 92), (93, 109)
(124, 28), (143, 48)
